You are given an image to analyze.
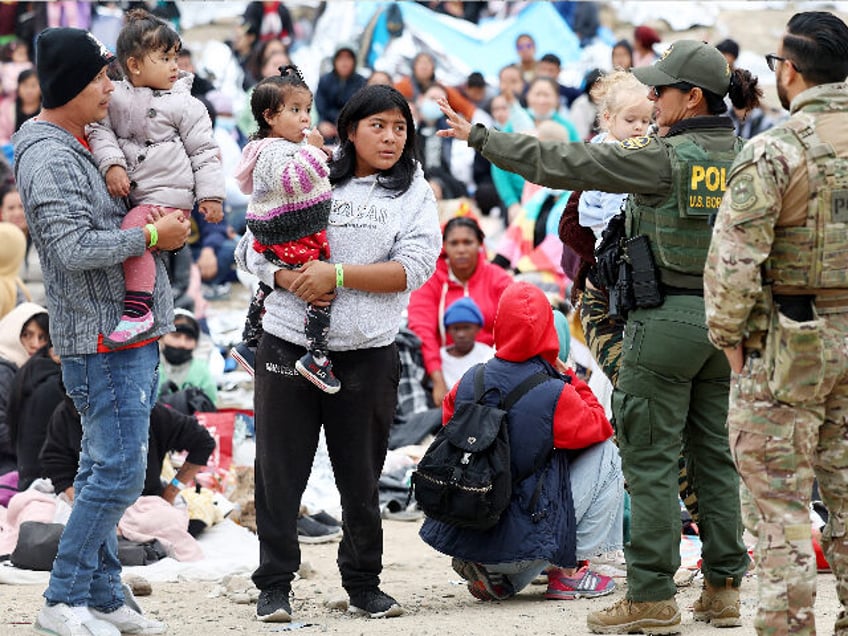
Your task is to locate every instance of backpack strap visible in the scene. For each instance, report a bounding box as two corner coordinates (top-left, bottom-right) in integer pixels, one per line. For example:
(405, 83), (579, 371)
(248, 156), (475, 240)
(502, 372), (553, 411)
(472, 363), (486, 401)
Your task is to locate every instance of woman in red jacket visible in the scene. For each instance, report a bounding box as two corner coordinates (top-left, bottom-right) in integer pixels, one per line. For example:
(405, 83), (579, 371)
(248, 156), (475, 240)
(407, 216), (512, 405)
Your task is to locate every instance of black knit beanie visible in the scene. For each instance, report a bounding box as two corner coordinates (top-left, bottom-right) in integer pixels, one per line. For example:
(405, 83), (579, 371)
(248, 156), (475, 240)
(36, 27), (115, 108)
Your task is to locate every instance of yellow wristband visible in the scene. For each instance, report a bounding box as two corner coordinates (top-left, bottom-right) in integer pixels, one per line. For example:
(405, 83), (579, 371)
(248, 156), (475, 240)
(335, 263), (344, 288)
(145, 223), (158, 249)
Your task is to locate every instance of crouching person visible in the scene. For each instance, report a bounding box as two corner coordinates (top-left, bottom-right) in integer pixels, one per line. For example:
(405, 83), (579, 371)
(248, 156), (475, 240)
(419, 281), (624, 601)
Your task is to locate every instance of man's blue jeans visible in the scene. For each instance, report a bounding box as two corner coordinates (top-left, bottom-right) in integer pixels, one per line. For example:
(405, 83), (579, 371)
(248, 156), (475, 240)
(45, 342), (159, 610)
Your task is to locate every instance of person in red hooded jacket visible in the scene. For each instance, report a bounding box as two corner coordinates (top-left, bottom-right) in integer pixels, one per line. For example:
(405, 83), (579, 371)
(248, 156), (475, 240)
(419, 281), (624, 602)
(407, 216), (512, 406)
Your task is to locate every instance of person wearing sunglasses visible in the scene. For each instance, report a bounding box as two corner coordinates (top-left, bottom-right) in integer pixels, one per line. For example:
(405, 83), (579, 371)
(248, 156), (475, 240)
(704, 11), (848, 636)
(438, 38), (762, 634)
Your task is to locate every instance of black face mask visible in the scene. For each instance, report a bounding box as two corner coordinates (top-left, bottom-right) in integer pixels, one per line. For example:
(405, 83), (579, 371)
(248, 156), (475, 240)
(162, 345), (193, 366)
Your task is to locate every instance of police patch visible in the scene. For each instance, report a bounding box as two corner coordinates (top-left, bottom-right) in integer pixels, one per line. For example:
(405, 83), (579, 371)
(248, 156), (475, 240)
(730, 173), (757, 211)
(833, 189), (848, 224)
(619, 136), (651, 150)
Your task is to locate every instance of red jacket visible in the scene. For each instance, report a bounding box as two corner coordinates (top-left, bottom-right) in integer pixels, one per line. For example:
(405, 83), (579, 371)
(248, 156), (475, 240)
(407, 252), (512, 376)
(442, 281), (612, 449)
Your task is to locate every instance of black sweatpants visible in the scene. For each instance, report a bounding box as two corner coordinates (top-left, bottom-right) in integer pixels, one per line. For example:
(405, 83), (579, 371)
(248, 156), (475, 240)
(251, 333), (399, 593)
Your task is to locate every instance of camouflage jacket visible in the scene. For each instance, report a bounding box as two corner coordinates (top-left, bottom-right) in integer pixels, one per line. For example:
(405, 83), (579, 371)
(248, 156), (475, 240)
(704, 82), (848, 349)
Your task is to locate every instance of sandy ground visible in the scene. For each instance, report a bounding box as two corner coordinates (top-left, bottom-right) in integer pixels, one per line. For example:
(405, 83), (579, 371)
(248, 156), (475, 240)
(1, 518), (845, 635)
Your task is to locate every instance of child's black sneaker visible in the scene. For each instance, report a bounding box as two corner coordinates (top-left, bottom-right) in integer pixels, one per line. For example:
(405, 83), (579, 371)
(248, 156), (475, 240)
(295, 352), (341, 394)
(348, 588), (403, 618)
(256, 587), (292, 623)
(230, 342), (256, 376)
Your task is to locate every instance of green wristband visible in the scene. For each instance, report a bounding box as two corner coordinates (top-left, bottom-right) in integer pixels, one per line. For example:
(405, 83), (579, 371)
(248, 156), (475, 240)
(145, 223), (158, 249)
(335, 263), (344, 288)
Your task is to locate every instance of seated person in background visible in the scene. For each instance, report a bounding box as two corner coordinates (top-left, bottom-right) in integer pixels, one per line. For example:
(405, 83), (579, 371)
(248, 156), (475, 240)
(41, 397), (216, 505)
(420, 282), (623, 602)
(0, 222), (30, 319)
(407, 216), (512, 406)
(158, 308), (218, 408)
(315, 43), (367, 145)
(0, 302), (48, 477)
(440, 297), (494, 390)
(8, 339), (62, 491)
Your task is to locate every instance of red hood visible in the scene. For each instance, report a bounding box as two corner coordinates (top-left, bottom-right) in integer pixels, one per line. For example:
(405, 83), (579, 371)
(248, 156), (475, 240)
(494, 282), (559, 365)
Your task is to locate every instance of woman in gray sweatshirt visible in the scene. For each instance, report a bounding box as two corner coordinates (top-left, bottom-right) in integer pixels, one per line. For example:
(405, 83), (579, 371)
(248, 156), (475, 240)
(237, 84), (441, 623)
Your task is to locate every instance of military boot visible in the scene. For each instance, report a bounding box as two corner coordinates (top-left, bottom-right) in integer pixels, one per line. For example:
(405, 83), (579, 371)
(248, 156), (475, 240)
(693, 577), (741, 627)
(587, 597), (681, 634)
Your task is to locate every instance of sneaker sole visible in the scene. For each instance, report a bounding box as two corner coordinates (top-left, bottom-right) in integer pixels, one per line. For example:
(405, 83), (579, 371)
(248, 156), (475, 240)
(256, 608), (292, 623)
(348, 604), (404, 619)
(298, 529), (342, 544)
(545, 585), (616, 600)
(452, 559), (512, 600)
(230, 350), (255, 376)
(295, 360), (341, 394)
(587, 616), (682, 635)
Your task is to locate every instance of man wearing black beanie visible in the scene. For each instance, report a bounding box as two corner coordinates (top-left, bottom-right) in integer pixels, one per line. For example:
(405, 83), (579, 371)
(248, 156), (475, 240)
(12, 27), (192, 636)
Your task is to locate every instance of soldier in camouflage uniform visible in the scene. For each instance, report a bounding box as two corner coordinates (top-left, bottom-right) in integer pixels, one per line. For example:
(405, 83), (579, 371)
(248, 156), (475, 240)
(438, 39), (762, 634)
(704, 11), (848, 636)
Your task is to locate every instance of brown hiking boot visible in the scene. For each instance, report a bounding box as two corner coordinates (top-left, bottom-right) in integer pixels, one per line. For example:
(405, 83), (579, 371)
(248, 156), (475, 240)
(693, 577), (741, 627)
(587, 597), (681, 634)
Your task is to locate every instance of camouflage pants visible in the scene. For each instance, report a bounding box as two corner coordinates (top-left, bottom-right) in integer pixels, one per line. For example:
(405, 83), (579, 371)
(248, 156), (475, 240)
(729, 310), (848, 636)
(580, 286), (699, 521)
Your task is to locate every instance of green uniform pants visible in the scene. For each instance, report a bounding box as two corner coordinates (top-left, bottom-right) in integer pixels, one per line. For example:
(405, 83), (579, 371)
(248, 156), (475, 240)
(612, 294), (749, 601)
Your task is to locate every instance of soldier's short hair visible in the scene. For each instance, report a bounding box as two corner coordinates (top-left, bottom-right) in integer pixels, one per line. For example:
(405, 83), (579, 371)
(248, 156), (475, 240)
(783, 11), (848, 85)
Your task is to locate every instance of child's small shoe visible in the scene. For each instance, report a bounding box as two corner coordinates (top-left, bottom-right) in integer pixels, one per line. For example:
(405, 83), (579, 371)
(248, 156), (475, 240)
(295, 352), (341, 394)
(230, 342), (256, 376)
(104, 311), (154, 347)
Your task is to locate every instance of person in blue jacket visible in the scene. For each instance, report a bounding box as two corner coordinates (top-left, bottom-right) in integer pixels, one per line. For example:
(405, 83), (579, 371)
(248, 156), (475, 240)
(419, 281), (624, 601)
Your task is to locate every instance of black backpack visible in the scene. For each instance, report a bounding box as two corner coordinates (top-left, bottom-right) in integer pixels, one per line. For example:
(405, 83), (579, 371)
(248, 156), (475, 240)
(412, 364), (551, 531)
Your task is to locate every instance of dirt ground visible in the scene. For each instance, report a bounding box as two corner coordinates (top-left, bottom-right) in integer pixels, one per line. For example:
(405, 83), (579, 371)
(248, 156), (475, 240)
(0, 517), (844, 635)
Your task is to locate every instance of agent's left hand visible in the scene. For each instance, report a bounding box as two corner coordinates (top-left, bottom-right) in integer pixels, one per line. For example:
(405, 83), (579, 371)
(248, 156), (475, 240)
(199, 200), (224, 224)
(290, 260), (336, 306)
(436, 97), (472, 141)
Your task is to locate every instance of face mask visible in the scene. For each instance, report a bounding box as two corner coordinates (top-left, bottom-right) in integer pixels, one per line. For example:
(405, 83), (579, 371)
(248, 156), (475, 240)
(419, 99), (442, 123)
(217, 116), (237, 133)
(163, 345), (193, 366)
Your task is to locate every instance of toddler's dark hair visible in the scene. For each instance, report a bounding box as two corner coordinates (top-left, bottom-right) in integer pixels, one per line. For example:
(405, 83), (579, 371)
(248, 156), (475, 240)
(116, 8), (181, 78)
(250, 64), (312, 140)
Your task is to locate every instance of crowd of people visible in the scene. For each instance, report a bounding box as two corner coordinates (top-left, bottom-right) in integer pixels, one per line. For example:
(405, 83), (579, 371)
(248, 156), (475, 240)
(0, 3), (846, 636)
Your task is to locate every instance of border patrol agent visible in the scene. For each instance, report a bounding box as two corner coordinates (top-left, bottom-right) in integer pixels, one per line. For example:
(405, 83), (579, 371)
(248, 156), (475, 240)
(438, 39), (761, 634)
(704, 12), (848, 635)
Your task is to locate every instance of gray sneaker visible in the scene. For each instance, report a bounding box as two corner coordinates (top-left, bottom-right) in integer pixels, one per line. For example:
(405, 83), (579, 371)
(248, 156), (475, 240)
(34, 603), (120, 636)
(89, 605), (166, 635)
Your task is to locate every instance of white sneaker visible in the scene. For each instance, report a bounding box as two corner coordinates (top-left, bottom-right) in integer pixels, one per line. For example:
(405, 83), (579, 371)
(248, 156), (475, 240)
(89, 605), (166, 635)
(34, 604), (121, 636)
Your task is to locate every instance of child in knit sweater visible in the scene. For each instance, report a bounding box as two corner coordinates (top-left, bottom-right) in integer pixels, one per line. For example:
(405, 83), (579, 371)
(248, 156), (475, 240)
(232, 65), (339, 393)
(89, 9), (224, 347)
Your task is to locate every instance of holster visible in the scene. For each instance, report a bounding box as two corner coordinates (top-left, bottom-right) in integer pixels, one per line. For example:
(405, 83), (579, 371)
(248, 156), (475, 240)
(625, 235), (663, 309)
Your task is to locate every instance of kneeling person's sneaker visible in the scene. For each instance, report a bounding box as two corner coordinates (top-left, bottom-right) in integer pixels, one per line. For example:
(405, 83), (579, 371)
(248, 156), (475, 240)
(348, 588), (403, 618)
(256, 588), (292, 623)
(35, 603), (121, 636)
(451, 558), (515, 601)
(545, 565), (615, 600)
(230, 342), (256, 376)
(295, 352), (341, 394)
(587, 597), (681, 634)
(90, 605), (166, 635)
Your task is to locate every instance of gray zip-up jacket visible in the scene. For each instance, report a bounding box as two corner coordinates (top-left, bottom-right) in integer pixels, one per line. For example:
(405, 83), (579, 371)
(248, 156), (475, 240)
(13, 120), (175, 356)
(236, 166), (441, 351)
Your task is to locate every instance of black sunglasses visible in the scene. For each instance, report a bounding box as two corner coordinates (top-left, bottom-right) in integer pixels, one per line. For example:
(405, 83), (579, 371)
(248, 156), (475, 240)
(651, 82), (695, 99)
(765, 53), (802, 74)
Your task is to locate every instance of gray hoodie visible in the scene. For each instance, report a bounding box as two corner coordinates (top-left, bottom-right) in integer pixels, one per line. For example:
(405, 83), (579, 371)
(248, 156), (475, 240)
(13, 120), (175, 356)
(236, 166), (441, 351)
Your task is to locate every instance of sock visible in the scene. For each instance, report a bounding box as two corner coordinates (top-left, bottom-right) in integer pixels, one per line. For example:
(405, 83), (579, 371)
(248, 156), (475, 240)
(312, 352), (327, 366)
(123, 291), (153, 318)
